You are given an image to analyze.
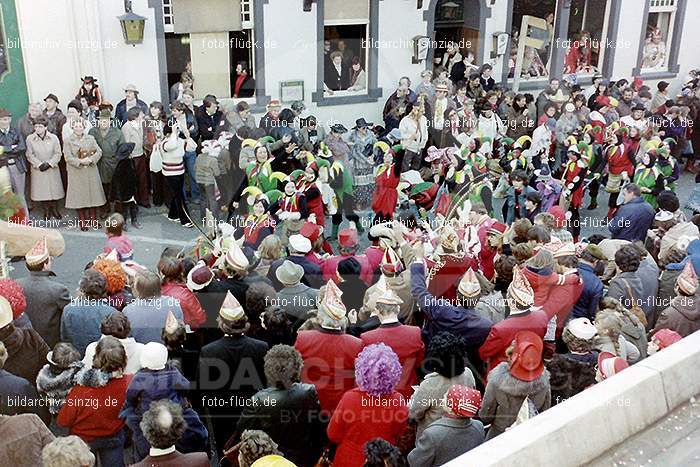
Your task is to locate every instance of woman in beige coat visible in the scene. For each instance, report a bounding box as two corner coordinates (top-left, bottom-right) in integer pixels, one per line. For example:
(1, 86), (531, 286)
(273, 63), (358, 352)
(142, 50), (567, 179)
(64, 118), (105, 230)
(25, 116), (65, 220)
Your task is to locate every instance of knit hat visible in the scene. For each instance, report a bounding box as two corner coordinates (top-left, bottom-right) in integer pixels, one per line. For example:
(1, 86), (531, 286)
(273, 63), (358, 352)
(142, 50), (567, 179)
(509, 331), (544, 382)
(457, 268), (481, 298)
(443, 384), (482, 418)
(380, 246), (402, 274)
(186, 261), (214, 291)
(321, 280), (346, 320)
(289, 234), (312, 254)
(597, 351), (629, 380)
(275, 260), (304, 286)
(507, 266), (534, 309)
(0, 296), (12, 328)
(140, 342), (168, 370)
(548, 205), (569, 229)
(566, 317), (597, 340)
(651, 329), (682, 349)
(553, 242), (576, 258)
(376, 289), (403, 306)
(676, 261), (698, 295)
(338, 228), (358, 248)
(25, 237), (49, 267)
(219, 291), (246, 322)
(0, 278), (27, 320)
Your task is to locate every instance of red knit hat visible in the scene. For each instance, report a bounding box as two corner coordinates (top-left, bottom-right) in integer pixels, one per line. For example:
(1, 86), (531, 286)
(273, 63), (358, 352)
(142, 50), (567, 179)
(548, 205), (569, 229)
(338, 228), (358, 248)
(651, 329), (682, 349)
(0, 278), (27, 319)
(509, 331), (544, 382)
(488, 222), (507, 237)
(445, 385), (482, 418)
(597, 351), (629, 380)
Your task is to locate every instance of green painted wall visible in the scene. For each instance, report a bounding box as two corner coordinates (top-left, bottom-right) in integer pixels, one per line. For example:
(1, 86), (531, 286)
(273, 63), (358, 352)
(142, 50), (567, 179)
(0, 0), (28, 118)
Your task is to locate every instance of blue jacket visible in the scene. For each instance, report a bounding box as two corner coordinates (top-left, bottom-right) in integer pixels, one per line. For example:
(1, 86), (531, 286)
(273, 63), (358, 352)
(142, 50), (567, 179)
(609, 197), (655, 241)
(115, 98), (149, 126)
(0, 369), (50, 424)
(410, 262), (493, 351)
(60, 300), (117, 356)
(123, 297), (184, 344)
(571, 263), (603, 320)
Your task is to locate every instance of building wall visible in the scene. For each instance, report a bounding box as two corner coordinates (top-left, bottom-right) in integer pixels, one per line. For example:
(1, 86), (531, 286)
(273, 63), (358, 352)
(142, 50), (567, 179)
(16, 0), (161, 108)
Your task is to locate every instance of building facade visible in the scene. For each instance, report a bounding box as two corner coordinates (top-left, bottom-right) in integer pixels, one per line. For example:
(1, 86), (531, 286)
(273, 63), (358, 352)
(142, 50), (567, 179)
(7, 0), (697, 127)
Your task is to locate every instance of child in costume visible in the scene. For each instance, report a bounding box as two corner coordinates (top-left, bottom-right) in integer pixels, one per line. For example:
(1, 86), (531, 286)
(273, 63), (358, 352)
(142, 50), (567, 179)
(371, 143), (404, 224)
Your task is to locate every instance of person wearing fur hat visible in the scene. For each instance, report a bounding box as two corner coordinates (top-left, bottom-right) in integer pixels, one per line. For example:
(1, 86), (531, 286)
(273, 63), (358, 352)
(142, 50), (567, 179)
(653, 261), (700, 337)
(294, 280), (362, 414)
(120, 341), (208, 461)
(360, 289), (424, 398)
(479, 266), (549, 374)
(236, 344), (323, 466)
(0, 341), (50, 425)
(198, 291), (269, 458)
(408, 384), (485, 466)
(479, 330), (551, 440)
(546, 317), (598, 404)
(57, 336), (133, 466)
(327, 343), (408, 467)
(36, 342), (83, 420)
(17, 237), (71, 347)
(411, 241), (493, 360)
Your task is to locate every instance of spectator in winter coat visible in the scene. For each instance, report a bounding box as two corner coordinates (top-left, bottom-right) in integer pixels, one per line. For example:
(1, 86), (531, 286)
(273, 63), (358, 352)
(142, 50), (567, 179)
(408, 332), (476, 439)
(609, 183), (655, 241)
(158, 257), (206, 330)
(82, 312), (144, 374)
(408, 385), (485, 467)
(16, 242), (71, 348)
(237, 345), (323, 466)
(327, 344), (408, 467)
(593, 309), (641, 363)
(571, 244), (605, 321)
(130, 400), (209, 467)
(654, 261), (700, 337)
(36, 343), (84, 417)
(0, 342), (50, 425)
(57, 337), (132, 467)
(0, 413), (54, 467)
(479, 331), (551, 440)
(546, 318), (598, 404)
(120, 342), (208, 462)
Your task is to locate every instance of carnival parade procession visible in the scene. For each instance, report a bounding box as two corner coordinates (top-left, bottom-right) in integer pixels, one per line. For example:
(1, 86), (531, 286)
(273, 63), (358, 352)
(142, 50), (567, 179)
(2, 0), (700, 466)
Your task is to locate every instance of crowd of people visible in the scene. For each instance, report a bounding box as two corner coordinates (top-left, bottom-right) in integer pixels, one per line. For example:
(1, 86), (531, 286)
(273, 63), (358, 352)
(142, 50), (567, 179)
(1, 46), (700, 467)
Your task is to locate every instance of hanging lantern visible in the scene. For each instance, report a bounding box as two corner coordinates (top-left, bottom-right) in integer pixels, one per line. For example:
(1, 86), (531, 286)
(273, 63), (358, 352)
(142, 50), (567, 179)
(118, 0), (147, 46)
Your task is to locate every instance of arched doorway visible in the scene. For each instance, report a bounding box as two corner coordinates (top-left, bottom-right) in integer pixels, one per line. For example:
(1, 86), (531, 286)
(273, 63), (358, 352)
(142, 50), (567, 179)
(429, 0), (483, 70)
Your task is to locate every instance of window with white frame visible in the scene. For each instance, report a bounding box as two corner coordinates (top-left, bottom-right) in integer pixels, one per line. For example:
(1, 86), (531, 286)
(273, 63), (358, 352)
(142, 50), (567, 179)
(508, 0), (556, 80)
(640, 0), (677, 71)
(323, 0), (369, 96)
(163, 0), (253, 32)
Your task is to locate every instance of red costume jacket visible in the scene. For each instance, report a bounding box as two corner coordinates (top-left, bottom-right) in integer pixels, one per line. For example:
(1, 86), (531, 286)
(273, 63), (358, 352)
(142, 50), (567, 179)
(360, 322), (425, 399)
(322, 254), (374, 285)
(562, 160), (588, 208)
(479, 309), (549, 373)
(425, 253), (479, 302)
(371, 163), (401, 217)
(294, 329), (362, 414)
(327, 388), (408, 467)
(298, 180), (325, 227)
(607, 143), (635, 176)
(161, 282), (206, 329)
(522, 267), (581, 319)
